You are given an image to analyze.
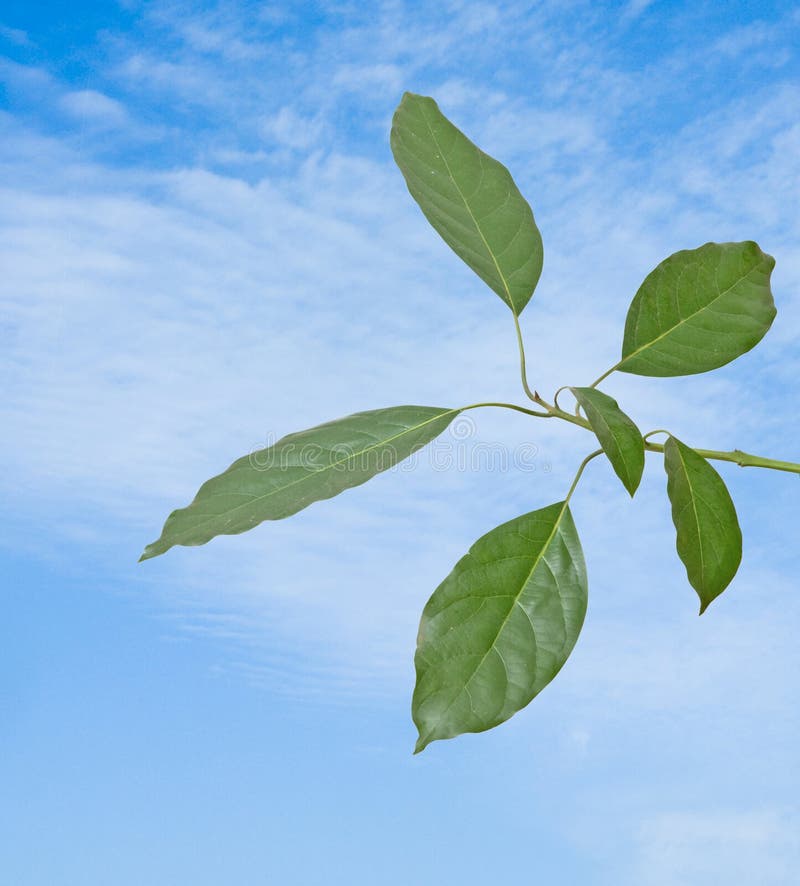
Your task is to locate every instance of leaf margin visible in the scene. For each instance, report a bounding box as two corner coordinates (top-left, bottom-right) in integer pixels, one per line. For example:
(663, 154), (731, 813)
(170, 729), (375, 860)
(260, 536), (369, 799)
(663, 434), (743, 614)
(570, 386), (645, 496)
(390, 91), (544, 316)
(617, 240), (776, 378)
(412, 500), (588, 753)
(140, 405), (461, 562)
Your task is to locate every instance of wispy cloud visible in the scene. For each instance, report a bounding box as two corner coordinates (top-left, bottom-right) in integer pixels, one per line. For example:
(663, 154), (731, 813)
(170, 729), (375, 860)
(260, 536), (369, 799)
(0, 23), (32, 47)
(1, 2), (799, 719)
(60, 89), (129, 125)
(621, 0), (656, 22)
(636, 809), (800, 885)
(261, 105), (324, 151)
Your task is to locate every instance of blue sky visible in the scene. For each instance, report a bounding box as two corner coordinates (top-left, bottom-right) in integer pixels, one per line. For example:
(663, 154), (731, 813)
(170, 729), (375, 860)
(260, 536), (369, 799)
(1, 1), (799, 883)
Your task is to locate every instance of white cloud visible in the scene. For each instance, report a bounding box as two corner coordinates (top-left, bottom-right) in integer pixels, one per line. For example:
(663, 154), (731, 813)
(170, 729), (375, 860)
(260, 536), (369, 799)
(622, 0), (656, 21)
(332, 63), (404, 97)
(261, 106), (324, 150)
(60, 89), (128, 124)
(0, 24), (32, 47)
(146, 0), (270, 61)
(2, 1), (799, 714)
(636, 809), (800, 886)
(0, 56), (52, 91)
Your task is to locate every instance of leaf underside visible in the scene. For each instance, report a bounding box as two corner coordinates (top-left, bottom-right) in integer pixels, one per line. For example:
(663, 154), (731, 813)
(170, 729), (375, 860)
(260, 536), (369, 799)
(391, 92), (543, 315)
(571, 387), (644, 496)
(413, 502), (587, 753)
(663, 436), (743, 613)
(141, 405), (459, 561)
(620, 241), (776, 377)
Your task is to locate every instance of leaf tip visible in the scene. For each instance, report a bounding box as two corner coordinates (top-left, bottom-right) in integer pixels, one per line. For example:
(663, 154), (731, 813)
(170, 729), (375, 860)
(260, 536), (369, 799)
(625, 475), (640, 498)
(697, 589), (721, 615)
(138, 541), (161, 563)
(413, 731), (430, 755)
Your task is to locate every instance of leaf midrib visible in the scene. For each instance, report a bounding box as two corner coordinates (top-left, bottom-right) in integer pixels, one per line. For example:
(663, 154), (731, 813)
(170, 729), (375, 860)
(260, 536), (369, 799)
(673, 441), (707, 594)
(621, 255), (765, 369)
(582, 397), (636, 488)
(154, 408), (458, 548)
(417, 102), (516, 312)
(418, 501), (570, 747)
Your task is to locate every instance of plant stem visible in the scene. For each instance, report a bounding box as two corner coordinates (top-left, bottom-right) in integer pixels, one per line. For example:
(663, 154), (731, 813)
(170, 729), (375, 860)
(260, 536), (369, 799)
(464, 402), (800, 476)
(565, 448), (604, 503)
(501, 278), (799, 477)
(542, 403), (592, 430)
(642, 441), (800, 475)
(587, 363), (620, 389)
(462, 401), (551, 420)
(513, 314), (548, 409)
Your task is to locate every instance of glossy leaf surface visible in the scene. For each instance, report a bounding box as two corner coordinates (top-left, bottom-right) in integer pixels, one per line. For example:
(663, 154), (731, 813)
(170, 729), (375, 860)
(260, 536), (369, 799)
(141, 406), (459, 560)
(663, 436), (742, 613)
(571, 387), (644, 496)
(391, 92), (543, 315)
(619, 241), (776, 376)
(413, 502), (587, 752)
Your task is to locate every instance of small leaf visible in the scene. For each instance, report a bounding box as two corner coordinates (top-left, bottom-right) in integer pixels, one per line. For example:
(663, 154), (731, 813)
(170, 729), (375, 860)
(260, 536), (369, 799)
(663, 436), (743, 613)
(141, 406), (459, 561)
(619, 241), (776, 377)
(412, 502), (587, 752)
(391, 92), (543, 315)
(571, 387), (644, 496)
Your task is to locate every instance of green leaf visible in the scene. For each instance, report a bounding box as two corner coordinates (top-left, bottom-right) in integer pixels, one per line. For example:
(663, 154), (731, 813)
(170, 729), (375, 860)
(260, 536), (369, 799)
(663, 436), (743, 613)
(619, 241), (776, 377)
(141, 406), (459, 561)
(571, 387), (644, 496)
(390, 92), (543, 315)
(412, 502), (587, 753)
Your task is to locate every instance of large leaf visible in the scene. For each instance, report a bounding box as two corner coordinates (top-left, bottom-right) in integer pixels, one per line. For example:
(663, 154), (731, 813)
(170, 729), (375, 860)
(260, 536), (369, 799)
(619, 241), (776, 377)
(412, 502), (587, 752)
(571, 387), (644, 496)
(663, 436), (742, 613)
(141, 406), (459, 561)
(391, 92), (543, 315)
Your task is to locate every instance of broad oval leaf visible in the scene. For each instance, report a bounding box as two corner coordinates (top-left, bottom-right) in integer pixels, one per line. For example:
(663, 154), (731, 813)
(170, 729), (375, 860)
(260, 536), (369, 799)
(663, 436), (742, 613)
(412, 502), (587, 753)
(391, 92), (543, 315)
(571, 387), (644, 496)
(141, 406), (459, 561)
(619, 241), (776, 377)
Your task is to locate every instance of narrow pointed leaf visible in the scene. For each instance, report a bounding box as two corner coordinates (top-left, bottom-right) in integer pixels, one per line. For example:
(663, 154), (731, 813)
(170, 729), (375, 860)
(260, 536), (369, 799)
(391, 92), (543, 315)
(141, 406), (459, 561)
(412, 502), (587, 753)
(619, 241), (776, 377)
(663, 436), (742, 613)
(571, 387), (644, 496)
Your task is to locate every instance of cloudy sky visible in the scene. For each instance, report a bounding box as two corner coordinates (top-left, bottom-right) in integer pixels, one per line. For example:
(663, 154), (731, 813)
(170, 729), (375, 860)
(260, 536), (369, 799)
(2, 1), (799, 883)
